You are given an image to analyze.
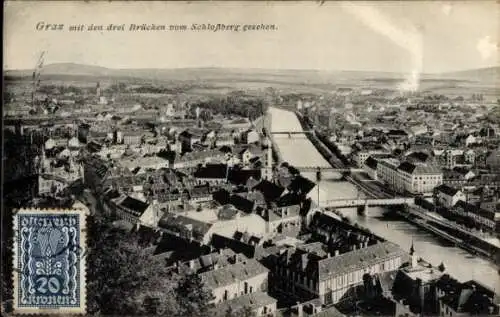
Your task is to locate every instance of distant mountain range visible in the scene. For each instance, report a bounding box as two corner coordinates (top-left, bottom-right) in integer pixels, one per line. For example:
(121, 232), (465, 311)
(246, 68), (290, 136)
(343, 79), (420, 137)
(5, 62), (500, 84)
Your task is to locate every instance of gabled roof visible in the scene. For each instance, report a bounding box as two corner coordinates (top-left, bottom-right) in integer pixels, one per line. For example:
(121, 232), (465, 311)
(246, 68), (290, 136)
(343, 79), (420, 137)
(158, 213), (213, 242)
(253, 180), (285, 202)
(193, 164), (227, 179)
(213, 189), (231, 205)
(178, 130), (193, 138)
(228, 169), (262, 186)
(317, 241), (405, 281)
(287, 175), (316, 195)
(276, 193), (302, 207)
(435, 184), (460, 196)
(200, 258), (268, 289)
(406, 151), (430, 163)
(398, 161), (441, 175)
(365, 156), (378, 170)
(213, 292), (277, 317)
(397, 161), (417, 174)
(229, 194), (255, 214)
(119, 196), (150, 217)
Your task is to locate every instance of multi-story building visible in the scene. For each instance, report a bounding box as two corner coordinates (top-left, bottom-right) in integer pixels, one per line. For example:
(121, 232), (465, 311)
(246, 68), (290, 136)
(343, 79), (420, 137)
(434, 184), (466, 208)
(352, 148), (391, 169)
(107, 195), (162, 228)
(376, 158), (401, 191)
(213, 292), (277, 317)
(397, 162), (443, 195)
(377, 158), (442, 195)
(272, 241), (406, 306)
(454, 201), (499, 232)
(435, 276), (500, 316)
(200, 258), (269, 304)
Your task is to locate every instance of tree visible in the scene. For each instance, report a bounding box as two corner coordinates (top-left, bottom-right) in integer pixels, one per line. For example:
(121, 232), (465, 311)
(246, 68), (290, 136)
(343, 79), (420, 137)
(438, 262), (446, 272)
(175, 274), (214, 317)
(224, 306), (256, 317)
(86, 215), (180, 315)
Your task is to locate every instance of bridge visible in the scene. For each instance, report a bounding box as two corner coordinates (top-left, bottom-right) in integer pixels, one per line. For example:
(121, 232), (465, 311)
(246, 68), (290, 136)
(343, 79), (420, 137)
(270, 131), (314, 137)
(291, 166), (365, 173)
(319, 197), (415, 209)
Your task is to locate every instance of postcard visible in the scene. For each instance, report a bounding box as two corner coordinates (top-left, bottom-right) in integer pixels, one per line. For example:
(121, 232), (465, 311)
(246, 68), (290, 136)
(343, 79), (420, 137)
(3, 1), (499, 316)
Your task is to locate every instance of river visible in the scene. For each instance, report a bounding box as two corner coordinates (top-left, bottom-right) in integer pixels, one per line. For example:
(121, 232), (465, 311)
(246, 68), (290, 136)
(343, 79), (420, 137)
(269, 107), (500, 291)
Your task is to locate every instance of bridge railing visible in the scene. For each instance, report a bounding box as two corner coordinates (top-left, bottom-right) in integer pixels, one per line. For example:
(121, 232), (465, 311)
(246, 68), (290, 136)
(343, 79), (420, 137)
(319, 197), (415, 207)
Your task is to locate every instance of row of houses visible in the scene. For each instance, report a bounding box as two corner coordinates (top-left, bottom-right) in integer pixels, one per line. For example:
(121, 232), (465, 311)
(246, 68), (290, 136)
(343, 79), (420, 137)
(434, 184), (500, 232)
(364, 156), (443, 195)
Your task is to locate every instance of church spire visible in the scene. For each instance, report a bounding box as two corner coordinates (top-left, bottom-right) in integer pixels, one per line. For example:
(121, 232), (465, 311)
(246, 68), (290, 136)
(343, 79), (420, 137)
(409, 239), (418, 268)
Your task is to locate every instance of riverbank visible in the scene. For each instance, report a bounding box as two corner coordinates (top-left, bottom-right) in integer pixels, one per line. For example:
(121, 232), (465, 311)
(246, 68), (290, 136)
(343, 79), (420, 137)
(269, 106), (499, 290)
(292, 109), (500, 264)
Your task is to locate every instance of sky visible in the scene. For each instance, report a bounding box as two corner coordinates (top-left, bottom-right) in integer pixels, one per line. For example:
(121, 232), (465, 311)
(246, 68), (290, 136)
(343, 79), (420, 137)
(4, 1), (499, 73)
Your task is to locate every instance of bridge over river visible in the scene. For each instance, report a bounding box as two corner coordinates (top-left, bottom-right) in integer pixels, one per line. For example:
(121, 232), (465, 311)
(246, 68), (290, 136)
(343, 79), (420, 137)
(320, 197), (415, 209)
(268, 106), (500, 291)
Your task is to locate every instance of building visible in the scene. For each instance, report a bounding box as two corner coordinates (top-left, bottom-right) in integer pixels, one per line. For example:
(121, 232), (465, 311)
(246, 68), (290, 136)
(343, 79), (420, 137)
(121, 130), (144, 145)
(363, 155), (394, 181)
(397, 161), (443, 195)
(108, 195), (161, 228)
(454, 201), (499, 232)
(200, 258), (269, 304)
(193, 164), (228, 185)
(435, 184), (466, 208)
(272, 241), (407, 305)
(240, 146), (264, 166)
(363, 156), (379, 180)
(241, 129), (260, 144)
(352, 148), (390, 169)
(391, 243), (445, 316)
(376, 158), (402, 191)
(436, 276), (500, 316)
(213, 292), (277, 317)
(485, 148), (500, 171)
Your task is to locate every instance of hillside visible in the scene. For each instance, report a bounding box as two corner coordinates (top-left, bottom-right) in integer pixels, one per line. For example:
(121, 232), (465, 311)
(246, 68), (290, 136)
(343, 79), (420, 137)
(433, 66), (500, 83)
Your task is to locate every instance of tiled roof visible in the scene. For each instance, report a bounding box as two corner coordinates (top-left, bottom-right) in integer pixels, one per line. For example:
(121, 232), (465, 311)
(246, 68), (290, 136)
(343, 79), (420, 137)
(406, 151), (430, 163)
(254, 180), (285, 202)
(317, 241), (405, 281)
(440, 279), (499, 315)
(158, 213), (213, 242)
(228, 169), (262, 186)
(276, 193), (302, 207)
(229, 194), (255, 214)
(435, 184), (459, 196)
(213, 189), (231, 205)
(298, 242), (328, 258)
(119, 196), (150, 217)
(189, 184), (211, 198)
(213, 292), (276, 316)
(200, 258), (268, 289)
(193, 164), (227, 179)
(178, 249), (238, 274)
(397, 161), (416, 174)
(287, 176), (316, 195)
(397, 161), (441, 175)
(365, 156), (378, 170)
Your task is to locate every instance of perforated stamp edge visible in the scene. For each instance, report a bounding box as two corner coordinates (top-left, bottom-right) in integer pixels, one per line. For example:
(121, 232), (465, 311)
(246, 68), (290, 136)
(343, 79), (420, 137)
(12, 208), (87, 315)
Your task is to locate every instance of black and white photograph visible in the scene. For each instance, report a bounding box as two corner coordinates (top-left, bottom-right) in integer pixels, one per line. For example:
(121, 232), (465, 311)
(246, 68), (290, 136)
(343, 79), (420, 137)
(2, 1), (500, 316)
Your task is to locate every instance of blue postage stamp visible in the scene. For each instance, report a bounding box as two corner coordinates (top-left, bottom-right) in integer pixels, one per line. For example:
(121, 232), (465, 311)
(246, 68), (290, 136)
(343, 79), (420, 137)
(13, 208), (86, 314)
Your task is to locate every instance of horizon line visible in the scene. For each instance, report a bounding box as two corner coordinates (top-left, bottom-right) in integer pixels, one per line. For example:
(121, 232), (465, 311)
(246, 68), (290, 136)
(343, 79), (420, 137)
(4, 62), (500, 75)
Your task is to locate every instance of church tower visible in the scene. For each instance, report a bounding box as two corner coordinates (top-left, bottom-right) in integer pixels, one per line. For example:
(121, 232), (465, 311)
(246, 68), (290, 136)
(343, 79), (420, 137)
(409, 240), (418, 268)
(96, 82), (101, 99)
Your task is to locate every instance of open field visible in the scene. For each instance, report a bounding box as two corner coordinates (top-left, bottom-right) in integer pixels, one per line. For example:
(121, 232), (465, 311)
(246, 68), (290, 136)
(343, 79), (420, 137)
(4, 63), (500, 98)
